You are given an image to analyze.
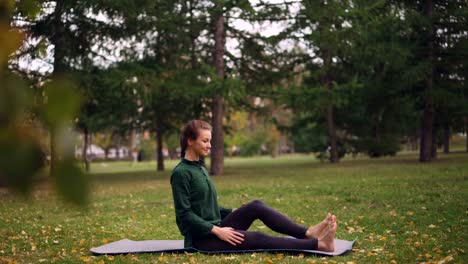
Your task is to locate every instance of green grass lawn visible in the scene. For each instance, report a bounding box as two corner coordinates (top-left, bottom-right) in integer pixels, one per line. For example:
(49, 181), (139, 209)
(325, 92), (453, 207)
(1, 152), (467, 263)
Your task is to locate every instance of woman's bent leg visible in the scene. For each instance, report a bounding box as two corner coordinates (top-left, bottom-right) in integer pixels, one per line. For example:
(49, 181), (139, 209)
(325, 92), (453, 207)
(221, 200), (307, 239)
(193, 231), (318, 251)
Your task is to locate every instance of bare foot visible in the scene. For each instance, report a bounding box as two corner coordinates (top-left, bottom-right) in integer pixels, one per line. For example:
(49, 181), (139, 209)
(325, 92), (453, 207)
(305, 213), (332, 239)
(317, 217), (337, 252)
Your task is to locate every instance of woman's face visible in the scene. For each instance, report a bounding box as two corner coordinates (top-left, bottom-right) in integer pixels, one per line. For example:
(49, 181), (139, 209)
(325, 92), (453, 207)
(188, 129), (212, 157)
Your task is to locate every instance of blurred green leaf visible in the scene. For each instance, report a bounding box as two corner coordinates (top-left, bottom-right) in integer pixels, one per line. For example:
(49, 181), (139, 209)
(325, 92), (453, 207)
(0, 72), (30, 123)
(0, 129), (45, 195)
(43, 78), (81, 127)
(52, 158), (89, 206)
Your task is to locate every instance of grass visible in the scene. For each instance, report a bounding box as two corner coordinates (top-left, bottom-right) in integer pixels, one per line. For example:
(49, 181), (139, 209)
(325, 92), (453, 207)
(0, 151), (467, 263)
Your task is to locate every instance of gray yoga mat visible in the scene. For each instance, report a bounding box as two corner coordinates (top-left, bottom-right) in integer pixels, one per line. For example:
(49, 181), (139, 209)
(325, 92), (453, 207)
(90, 238), (356, 256)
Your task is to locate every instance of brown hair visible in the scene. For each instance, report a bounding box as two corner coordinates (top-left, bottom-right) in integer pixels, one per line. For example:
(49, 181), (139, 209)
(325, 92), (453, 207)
(180, 120), (212, 158)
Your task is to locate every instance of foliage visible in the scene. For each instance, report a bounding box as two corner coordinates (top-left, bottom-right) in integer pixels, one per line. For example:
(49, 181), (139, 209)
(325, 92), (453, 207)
(225, 112), (282, 157)
(282, 0), (468, 160)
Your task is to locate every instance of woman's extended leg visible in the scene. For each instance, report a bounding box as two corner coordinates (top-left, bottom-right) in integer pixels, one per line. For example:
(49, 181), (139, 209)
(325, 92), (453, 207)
(193, 231), (318, 251)
(193, 220), (337, 252)
(221, 200), (317, 239)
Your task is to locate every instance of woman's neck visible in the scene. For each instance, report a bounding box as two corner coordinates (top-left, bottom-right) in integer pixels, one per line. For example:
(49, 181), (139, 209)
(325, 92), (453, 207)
(184, 149), (199, 161)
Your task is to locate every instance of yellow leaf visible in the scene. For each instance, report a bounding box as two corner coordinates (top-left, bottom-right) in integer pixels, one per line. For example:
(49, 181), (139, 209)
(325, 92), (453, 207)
(102, 238), (108, 244)
(265, 257), (274, 264)
(79, 256), (92, 263)
(442, 255), (454, 263)
(79, 239), (86, 246)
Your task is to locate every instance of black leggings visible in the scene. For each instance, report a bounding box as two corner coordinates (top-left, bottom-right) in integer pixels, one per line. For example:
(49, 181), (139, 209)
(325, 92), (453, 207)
(192, 200), (318, 251)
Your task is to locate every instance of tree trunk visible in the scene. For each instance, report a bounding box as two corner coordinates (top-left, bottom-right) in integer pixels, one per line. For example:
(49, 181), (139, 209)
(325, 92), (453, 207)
(83, 128), (90, 172)
(419, 0), (435, 162)
(443, 123), (450, 154)
(49, 0), (66, 175)
(156, 123), (164, 171)
(323, 49), (338, 163)
(210, 11), (225, 175)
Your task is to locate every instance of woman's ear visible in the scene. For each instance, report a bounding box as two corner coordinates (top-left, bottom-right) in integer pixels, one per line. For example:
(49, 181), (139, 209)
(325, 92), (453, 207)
(187, 138), (194, 146)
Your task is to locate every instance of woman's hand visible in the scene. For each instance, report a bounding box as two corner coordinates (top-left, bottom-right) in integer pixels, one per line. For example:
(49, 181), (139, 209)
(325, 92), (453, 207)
(210, 226), (244, 246)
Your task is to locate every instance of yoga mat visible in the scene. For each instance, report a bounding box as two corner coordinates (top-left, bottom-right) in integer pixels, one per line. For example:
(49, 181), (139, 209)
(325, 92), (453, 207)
(90, 238), (356, 256)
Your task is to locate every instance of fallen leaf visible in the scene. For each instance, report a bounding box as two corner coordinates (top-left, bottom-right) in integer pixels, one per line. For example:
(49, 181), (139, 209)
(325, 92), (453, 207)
(79, 256), (92, 263)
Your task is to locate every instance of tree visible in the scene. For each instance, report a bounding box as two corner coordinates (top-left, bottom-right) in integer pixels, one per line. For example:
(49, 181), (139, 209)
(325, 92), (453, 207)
(285, 0), (358, 162)
(392, 0), (468, 161)
(210, 2), (226, 175)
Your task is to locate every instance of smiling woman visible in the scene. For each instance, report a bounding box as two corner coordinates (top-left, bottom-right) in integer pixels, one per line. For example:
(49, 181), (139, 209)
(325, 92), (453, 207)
(170, 120), (337, 252)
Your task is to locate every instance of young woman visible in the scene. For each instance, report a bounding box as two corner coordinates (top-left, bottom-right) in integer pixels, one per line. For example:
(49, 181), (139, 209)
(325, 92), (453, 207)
(171, 120), (337, 252)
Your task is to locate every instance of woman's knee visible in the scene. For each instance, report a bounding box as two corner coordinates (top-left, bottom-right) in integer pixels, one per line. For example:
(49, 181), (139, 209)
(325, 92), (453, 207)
(245, 199), (265, 209)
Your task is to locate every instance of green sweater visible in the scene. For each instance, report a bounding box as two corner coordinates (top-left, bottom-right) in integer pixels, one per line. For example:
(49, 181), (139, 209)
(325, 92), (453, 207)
(170, 159), (232, 247)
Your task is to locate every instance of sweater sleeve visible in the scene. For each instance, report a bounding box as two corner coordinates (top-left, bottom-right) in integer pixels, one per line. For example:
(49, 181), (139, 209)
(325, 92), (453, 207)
(171, 170), (214, 237)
